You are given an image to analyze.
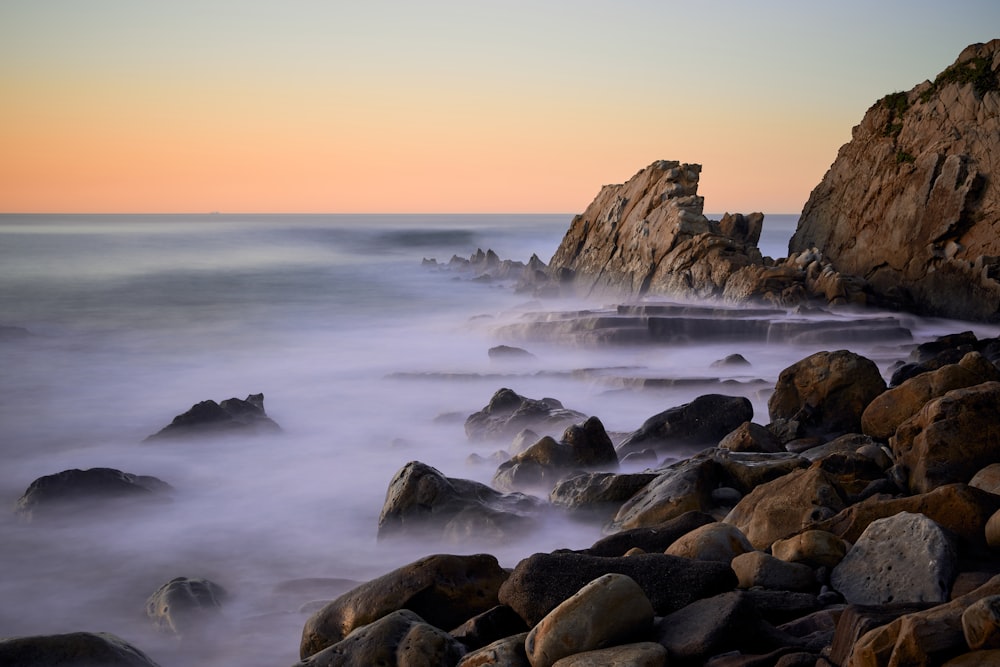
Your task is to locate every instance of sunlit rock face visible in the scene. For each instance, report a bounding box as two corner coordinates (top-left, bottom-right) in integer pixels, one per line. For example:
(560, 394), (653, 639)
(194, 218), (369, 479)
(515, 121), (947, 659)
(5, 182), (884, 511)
(791, 40), (1000, 321)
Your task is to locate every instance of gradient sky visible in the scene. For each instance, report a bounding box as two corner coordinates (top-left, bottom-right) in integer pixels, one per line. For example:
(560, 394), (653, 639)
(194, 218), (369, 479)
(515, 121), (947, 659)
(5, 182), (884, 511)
(2, 1), (998, 214)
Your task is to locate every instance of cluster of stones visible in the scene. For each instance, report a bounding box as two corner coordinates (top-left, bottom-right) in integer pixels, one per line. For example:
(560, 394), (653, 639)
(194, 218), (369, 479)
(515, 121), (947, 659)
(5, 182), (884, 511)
(347, 329), (1000, 667)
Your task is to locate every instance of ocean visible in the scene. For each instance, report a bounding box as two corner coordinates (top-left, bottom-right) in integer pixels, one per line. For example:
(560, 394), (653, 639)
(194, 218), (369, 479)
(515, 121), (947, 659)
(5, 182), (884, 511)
(0, 213), (994, 666)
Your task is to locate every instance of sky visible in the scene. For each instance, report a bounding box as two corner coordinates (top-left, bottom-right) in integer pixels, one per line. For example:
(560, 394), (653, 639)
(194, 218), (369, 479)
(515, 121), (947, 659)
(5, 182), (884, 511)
(1, 1), (998, 215)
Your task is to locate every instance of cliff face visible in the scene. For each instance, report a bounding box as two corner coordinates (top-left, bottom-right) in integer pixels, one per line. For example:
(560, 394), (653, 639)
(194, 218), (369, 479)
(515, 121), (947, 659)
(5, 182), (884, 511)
(790, 40), (1000, 321)
(547, 160), (765, 299)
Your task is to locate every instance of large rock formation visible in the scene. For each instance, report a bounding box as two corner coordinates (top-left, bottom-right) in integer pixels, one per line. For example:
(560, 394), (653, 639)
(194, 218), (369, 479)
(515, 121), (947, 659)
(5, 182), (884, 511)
(790, 40), (1000, 321)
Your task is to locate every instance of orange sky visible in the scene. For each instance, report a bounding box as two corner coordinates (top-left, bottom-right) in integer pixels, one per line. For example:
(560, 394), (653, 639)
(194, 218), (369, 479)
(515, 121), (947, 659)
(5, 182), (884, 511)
(2, 2), (998, 214)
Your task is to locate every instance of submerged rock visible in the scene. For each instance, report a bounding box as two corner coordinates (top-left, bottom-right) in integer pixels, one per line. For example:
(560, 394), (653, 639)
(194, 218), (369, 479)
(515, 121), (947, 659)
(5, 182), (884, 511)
(0, 632), (162, 667)
(145, 576), (227, 637)
(465, 388), (586, 441)
(144, 392), (280, 441)
(616, 393), (753, 458)
(15, 467), (172, 521)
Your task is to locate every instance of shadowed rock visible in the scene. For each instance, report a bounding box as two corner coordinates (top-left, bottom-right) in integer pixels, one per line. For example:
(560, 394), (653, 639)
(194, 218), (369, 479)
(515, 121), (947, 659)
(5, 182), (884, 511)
(0, 632), (162, 667)
(465, 388), (586, 441)
(616, 394), (753, 458)
(145, 576), (227, 637)
(144, 392), (280, 441)
(15, 467), (172, 521)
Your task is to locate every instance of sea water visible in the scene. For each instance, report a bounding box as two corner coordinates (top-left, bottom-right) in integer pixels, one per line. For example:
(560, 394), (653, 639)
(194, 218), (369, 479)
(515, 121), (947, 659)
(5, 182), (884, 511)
(0, 213), (994, 666)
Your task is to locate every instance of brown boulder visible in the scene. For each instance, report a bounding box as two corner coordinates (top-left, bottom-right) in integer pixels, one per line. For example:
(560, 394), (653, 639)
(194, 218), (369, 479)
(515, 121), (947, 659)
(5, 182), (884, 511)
(664, 522), (754, 563)
(891, 381), (1000, 494)
(768, 350), (887, 439)
(608, 456), (718, 531)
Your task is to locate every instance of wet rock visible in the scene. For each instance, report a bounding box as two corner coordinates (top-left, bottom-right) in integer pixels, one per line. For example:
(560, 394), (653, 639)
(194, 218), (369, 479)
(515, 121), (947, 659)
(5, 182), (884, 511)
(862, 352), (1000, 440)
(986, 508), (1000, 550)
(583, 510), (716, 557)
(498, 551), (735, 627)
(294, 609), (465, 667)
(831, 512), (957, 606)
(711, 449), (809, 494)
(377, 461), (540, 541)
(962, 595), (1000, 650)
(144, 392), (280, 440)
(0, 632), (162, 667)
(731, 550), (817, 592)
(14, 467), (172, 521)
(656, 591), (769, 664)
(664, 521), (754, 563)
(616, 394), (753, 458)
(456, 632), (529, 667)
(971, 463), (1000, 496)
(549, 471), (657, 516)
(943, 650), (1000, 666)
(449, 605), (529, 652)
(492, 417), (618, 493)
(771, 530), (849, 569)
(891, 381), (1000, 494)
(608, 456), (718, 531)
(145, 576), (227, 637)
(465, 388), (586, 441)
(768, 350), (886, 439)
(300, 553), (507, 658)
(550, 642), (667, 667)
(718, 421), (783, 453)
(525, 573), (654, 667)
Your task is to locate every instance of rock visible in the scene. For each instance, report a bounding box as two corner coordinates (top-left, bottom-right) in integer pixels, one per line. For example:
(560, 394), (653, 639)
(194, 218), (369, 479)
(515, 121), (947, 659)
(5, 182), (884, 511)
(525, 573), (654, 667)
(145, 576), (226, 637)
(0, 632), (162, 667)
(790, 40), (1000, 321)
(971, 463), (1000, 495)
(300, 553), (507, 658)
(718, 421), (784, 453)
(862, 352), (1000, 439)
(986, 509), (1000, 550)
(768, 350), (887, 438)
(712, 449), (809, 494)
(723, 466), (848, 550)
(465, 388), (586, 441)
(831, 512), (957, 606)
(144, 392), (280, 440)
(608, 456), (718, 531)
(828, 603), (935, 667)
(771, 530), (849, 569)
(449, 605), (529, 652)
(616, 394), (753, 458)
(294, 609), (465, 667)
(656, 591), (772, 664)
(943, 650), (1000, 666)
(456, 633), (530, 667)
(963, 595), (1000, 650)
(664, 522), (754, 563)
(488, 345), (536, 361)
(891, 381), (1000, 494)
(549, 471), (658, 516)
(14, 467), (172, 521)
(844, 573), (1000, 667)
(795, 433), (880, 463)
(497, 551), (736, 627)
(731, 551), (817, 592)
(813, 482), (1000, 545)
(550, 642), (667, 667)
(493, 417), (618, 493)
(377, 461), (540, 541)
(712, 353), (752, 368)
(583, 510), (717, 557)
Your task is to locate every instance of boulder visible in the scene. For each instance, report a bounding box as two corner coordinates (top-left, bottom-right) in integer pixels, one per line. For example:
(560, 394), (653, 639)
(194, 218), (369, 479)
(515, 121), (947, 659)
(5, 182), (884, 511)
(768, 350), (886, 438)
(294, 609), (465, 667)
(488, 345), (536, 361)
(943, 650), (1000, 666)
(731, 551), (817, 592)
(711, 449), (809, 495)
(549, 471), (658, 516)
(771, 530), (849, 569)
(986, 508), (1000, 550)
(723, 466), (848, 550)
(493, 417), (618, 493)
(831, 512), (957, 606)
(656, 591), (776, 664)
(144, 392), (280, 440)
(963, 595), (1000, 651)
(583, 510), (716, 557)
(550, 642), (667, 667)
(525, 573), (654, 667)
(456, 633), (530, 667)
(145, 576), (226, 637)
(862, 352), (1000, 439)
(377, 461), (540, 541)
(664, 522), (754, 563)
(608, 456), (718, 531)
(14, 467), (172, 521)
(616, 394), (753, 458)
(891, 381), (1000, 494)
(465, 388), (586, 441)
(450, 605), (529, 652)
(497, 551), (735, 627)
(790, 40), (1000, 322)
(0, 632), (162, 667)
(971, 463), (1000, 495)
(718, 421), (784, 453)
(300, 553), (507, 658)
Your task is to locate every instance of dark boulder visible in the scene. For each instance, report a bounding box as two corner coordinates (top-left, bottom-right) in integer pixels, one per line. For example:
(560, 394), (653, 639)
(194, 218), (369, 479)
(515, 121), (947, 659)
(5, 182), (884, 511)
(549, 470), (659, 517)
(465, 388), (586, 442)
(145, 576), (227, 637)
(616, 394), (754, 458)
(0, 632), (162, 667)
(583, 511), (717, 557)
(144, 392), (280, 441)
(15, 467), (172, 521)
(449, 605), (529, 652)
(497, 551), (736, 627)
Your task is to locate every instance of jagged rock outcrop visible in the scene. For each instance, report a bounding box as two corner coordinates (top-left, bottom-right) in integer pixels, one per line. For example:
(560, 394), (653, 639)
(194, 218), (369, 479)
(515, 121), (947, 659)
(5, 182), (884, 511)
(791, 40), (1000, 321)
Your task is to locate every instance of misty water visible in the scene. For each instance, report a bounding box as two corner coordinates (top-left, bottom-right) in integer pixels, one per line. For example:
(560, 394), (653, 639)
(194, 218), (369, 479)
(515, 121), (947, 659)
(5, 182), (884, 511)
(2, 213), (997, 666)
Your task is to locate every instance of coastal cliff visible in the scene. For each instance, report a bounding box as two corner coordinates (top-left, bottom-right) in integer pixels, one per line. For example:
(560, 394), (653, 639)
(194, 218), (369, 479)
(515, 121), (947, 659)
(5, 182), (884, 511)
(791, 40), (1000, 321)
